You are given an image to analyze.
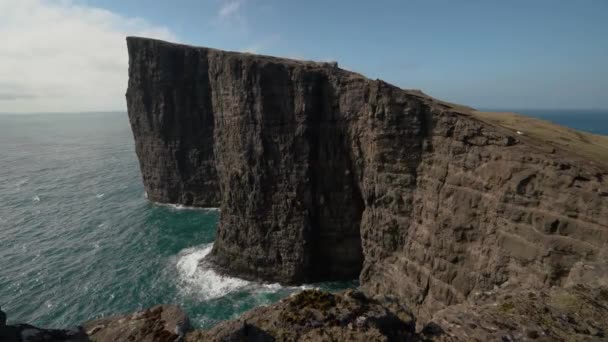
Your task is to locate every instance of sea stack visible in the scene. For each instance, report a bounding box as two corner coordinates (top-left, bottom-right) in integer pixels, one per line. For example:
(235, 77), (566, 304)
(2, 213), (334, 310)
(125, 36), (608, 319)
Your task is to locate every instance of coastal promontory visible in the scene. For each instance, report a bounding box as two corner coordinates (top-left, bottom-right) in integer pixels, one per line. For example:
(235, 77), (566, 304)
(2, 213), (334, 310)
(126, 37), (608, 322)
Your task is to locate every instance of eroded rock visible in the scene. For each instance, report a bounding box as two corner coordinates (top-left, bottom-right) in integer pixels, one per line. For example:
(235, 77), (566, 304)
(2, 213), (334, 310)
(185, 289), (416, 341)
(3, 285), (607, 341)
(424, 285), (608, 341)
(0, 321), (87, 342)
(83, 305), (189, 342)
(126, 37), (608, 321)
(185, 285), (608, 341)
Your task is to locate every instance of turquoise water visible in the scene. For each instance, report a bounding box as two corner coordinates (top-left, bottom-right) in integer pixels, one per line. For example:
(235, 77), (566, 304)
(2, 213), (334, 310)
(0, 112), (354, 329)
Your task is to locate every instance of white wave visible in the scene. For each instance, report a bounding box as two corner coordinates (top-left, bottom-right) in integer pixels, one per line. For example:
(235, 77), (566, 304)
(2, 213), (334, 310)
(173, 244), (319, 305)
(255, 282), (313, 293)
(32, 195), (40, 202)
(16, 178), (28, 188)
(154, 202), (220, 212)
(259, 283), (283, 292)
(175, 244), (250, 300)
(96, 193), (104, 198)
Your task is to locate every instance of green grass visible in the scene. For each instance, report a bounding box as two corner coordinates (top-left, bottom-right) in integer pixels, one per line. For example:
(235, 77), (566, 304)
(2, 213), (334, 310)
(471, 110), (608, 166)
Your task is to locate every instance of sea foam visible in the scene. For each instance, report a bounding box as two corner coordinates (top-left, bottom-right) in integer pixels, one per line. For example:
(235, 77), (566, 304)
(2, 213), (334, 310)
(174, 244), (316, 304)
(175, 244), (250, 300)
(154, 202), (220, 212)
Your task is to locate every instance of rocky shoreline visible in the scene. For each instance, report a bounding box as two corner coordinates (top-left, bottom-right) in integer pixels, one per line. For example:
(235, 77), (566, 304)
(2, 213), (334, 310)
(3, 281), (607, 341)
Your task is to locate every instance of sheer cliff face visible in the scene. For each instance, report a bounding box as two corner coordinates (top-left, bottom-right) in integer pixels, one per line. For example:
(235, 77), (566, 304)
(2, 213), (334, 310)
(126, 37), (608, 316)
(127, 39), (219, 207)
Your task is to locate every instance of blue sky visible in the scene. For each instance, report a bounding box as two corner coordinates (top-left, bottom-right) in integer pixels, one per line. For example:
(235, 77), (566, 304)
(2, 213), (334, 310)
(1, 0), (607, 112)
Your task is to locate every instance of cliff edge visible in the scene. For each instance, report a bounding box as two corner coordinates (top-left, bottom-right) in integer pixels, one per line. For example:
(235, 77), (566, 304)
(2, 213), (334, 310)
(126, 36), (608, 320)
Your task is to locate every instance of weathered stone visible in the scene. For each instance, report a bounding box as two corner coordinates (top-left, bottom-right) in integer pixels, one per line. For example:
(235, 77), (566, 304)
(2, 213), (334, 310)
(565, 247), (608, 289)
(5, 284), (608, 341)
(2, 307), (88, 341)
(83, 305), (189, 342)
(0, 323), (87, 342)
(185, 289), (416, 341)
(186, 285), (608, 341)
(0, 307), (6, 327)
(126, 37), (608, 321)
(423, 285), (608, 341)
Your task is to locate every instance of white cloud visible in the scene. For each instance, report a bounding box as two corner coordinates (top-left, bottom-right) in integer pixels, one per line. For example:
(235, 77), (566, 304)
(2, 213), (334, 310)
(0, 0), (176, 113)
(218, 0), (243, 19)
(215, 0), (248, 33)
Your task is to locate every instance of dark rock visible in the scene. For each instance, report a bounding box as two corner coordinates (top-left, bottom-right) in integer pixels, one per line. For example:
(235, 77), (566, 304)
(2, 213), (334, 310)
(126, 38), (220, 208)
(0, 305), (188, 342)
(0, 323), (88, 342)
(83, 305), (189, 342)
(187, 285), (608, 341)
(424, 285), (608, 341)
(3, 285), (606, 341)
(565, 247), (608, 289)
(186, 289), (416, 341)
(126, 37), (608, 321)
(421, 322), (445, 337)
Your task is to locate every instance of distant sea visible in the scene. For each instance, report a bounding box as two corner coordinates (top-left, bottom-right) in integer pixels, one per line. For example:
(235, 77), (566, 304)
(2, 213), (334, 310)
(481, 109), (608, 135)
(0, 109), (605, 329)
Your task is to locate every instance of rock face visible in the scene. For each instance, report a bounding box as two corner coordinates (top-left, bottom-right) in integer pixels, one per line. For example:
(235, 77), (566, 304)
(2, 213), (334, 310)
(422, 285), (608, 341)
(126, 37), (608, 319)
(0, 324), (87, 342)
(4, 286), (606, 341)
(83, 305), (189, 342)
(127, 39), (220, 207)
(0, 305), (188, 342)
(0, 305), (88, 342)
(189, 286), (608, 342)
(186, 289), (417, 341)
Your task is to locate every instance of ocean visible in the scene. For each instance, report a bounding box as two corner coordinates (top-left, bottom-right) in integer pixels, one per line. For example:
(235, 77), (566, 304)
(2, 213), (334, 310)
(0, 110), (606, 329)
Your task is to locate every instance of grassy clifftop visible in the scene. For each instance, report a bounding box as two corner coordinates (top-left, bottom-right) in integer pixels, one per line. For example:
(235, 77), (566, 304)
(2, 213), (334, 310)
(470, 110), (608, 166)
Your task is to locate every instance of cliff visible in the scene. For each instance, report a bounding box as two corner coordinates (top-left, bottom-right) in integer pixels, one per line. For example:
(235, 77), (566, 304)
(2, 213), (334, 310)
(126, 37), (608, 321)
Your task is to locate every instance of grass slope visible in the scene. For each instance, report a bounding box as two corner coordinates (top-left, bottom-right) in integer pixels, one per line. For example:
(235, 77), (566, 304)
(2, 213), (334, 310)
(471, 110), (608, 166)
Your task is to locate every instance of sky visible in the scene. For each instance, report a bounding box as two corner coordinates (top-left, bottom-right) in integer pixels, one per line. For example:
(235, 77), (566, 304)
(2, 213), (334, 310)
(1, 0), (607, 113)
